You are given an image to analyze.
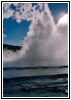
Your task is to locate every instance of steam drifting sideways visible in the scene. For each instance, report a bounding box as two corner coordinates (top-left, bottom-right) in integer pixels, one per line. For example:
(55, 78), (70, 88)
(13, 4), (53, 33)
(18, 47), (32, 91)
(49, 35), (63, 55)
(3, 3), (68, 67)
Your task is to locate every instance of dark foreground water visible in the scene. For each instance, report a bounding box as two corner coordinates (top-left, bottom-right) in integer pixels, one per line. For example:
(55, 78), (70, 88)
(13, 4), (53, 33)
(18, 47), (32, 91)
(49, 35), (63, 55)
(3, 66), (68, 97)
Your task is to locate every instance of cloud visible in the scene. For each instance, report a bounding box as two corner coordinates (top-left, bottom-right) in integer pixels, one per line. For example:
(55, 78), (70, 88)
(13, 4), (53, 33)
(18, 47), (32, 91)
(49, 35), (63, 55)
(3, 3), (68, 67)
(57, 14), (68, 25)
(3, 34), (7, 38)
(3, 3), (46, 23)
(3, 3), (14, 19)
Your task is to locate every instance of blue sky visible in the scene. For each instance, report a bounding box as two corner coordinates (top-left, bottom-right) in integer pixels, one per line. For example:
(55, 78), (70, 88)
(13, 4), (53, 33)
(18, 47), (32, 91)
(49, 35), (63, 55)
(3, 3), (68, 46)
(3, 19), (31, 46)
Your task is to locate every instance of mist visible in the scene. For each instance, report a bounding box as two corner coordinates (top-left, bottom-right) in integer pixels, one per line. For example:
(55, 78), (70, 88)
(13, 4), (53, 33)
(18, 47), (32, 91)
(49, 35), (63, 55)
(3, 3), (68, 67)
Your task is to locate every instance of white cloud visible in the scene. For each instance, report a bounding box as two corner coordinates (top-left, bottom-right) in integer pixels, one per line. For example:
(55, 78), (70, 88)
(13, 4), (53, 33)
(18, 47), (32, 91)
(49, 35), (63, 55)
(57, 14), (68, 26)
(3, 3), (14, 19)
(3, 34), (7, 38)
(3, 3), (68, 67)
(3, 3), (46, 23)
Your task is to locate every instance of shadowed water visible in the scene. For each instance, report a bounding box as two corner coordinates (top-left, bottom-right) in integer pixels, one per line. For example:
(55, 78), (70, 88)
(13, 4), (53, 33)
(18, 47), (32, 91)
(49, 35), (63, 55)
(3, 66), (68, 97)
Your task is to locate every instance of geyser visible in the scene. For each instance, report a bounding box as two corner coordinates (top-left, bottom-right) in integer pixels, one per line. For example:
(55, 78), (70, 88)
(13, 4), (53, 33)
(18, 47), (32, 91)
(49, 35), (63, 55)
(3, 3), (68, 67)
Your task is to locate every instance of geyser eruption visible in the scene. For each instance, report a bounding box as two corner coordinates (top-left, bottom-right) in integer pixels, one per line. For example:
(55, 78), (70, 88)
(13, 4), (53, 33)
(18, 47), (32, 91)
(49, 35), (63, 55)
(3, 3), (68, 67)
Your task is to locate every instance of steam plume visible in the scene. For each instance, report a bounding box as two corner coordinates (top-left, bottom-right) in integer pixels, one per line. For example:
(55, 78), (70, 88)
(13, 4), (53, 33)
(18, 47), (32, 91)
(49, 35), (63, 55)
(3, 3), (68, 67)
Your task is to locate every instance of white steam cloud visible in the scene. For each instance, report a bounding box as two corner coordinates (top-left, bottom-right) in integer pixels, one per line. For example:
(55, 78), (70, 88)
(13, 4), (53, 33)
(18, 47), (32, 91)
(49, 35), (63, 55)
(3, 3), (68, 67)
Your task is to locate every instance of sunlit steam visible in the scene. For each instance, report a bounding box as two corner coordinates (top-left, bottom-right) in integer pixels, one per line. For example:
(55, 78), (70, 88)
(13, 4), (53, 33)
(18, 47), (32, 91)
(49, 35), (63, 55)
(3, 3), (68, 67)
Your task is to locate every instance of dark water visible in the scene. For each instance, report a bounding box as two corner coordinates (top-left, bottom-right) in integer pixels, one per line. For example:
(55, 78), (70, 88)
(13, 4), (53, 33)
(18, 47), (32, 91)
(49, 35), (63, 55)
(3, 66), (68, 97)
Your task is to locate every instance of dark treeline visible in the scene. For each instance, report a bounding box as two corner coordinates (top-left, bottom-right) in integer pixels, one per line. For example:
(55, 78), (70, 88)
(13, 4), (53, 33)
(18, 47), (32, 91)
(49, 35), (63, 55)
(3, 44), (22, 52)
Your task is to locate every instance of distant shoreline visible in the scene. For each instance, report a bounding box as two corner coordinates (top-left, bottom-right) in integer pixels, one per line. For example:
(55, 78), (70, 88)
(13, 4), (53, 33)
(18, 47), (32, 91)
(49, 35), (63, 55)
(3, 44), (22, 52)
